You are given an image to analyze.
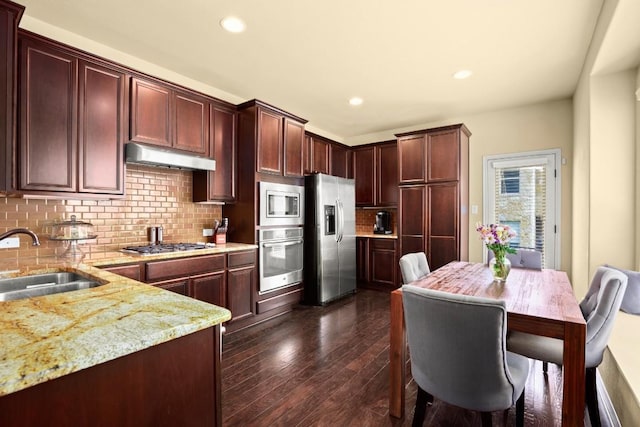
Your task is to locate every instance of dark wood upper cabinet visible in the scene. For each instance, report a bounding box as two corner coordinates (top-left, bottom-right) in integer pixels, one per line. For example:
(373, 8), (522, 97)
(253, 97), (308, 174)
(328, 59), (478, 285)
(174, 90), (208, 155)
(398, 133), (426, 184)
(237, 100), (306, 178)
(257, 107), (283, 175)
(330, 143), (352, 178)
(427, 127), (460, 182)
(19, 36), (77, 192)
(78, 60), (126, 194)
(376, 142), (398, 206)
(0, 0), (24, 193)
(193, 105), (237, 202)
(354, 141), (397, 207)
(130, 77), (209, 156)
(283, 118), (304, 177)
(18, 33), (126, 196)
(129, 77), (171, 147)
(311, 136), (330, 175)
(354, 146), (375, 206)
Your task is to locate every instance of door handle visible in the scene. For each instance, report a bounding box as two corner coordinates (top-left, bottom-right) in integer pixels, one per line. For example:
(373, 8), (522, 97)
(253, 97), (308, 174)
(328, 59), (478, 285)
(262, 240), (303, 248)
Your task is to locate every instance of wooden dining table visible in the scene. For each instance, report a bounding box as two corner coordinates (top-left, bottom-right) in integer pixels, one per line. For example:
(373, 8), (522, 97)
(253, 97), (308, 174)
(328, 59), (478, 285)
(389, 261), (587, 426)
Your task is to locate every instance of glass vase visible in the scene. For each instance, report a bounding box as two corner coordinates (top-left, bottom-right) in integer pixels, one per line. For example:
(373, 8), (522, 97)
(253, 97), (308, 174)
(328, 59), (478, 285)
(490, 253), (511, 282)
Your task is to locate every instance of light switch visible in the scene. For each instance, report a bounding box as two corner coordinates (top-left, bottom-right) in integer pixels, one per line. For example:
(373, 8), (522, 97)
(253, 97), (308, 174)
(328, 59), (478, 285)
(471, 205), (478, 215)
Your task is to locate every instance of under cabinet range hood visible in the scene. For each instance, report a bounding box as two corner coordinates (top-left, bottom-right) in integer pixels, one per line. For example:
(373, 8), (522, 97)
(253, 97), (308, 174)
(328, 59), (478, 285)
(125, 143), (216, 171)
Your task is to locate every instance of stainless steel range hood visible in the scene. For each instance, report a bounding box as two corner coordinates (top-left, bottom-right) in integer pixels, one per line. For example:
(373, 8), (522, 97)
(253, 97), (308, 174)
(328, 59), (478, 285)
(125, 142), (216, 171)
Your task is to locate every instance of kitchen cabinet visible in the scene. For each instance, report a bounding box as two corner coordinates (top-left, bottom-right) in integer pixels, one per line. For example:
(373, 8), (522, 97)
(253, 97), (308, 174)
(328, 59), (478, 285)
(303, 132), (330, 175)
(101, 250), (257, 326)
(130, 76), (209, 156)
(0, 0), (23, 193)
(330, 143), (352, 178)
(238, 99), (307, 178)
(396, 124), (470, 270)
(356, 237), (369, 283)
(0, 325), (223, 427)
(193, 104), (237, 202)
(354, 141), (397, 207)
(191, 271), (226, 306)
(356, 236), (398, 290)
(18, 33), (126, 196)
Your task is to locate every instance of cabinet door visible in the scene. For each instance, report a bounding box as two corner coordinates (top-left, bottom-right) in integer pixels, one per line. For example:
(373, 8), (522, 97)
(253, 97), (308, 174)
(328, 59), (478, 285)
(354, 146), (375, 206)
(356, 237), (369, 283)
(0, 2), (22, 192)
(227, 266), (255, 322)
(311, 136), (330, 175)
(283, 118), (304, 177)
(399, 185), (426, 257)
(78, 60), (126, 195)
(330, 144), (350, 178)
(19, 37), (77, 192)
(155, 278), (189, 296)
(428, 182), (458, 270)
(398, 134), (426, 184)
(130, 77), (171, 147)
(191, 271), (226, 307)
(427, 128), (460, 182)
(174, 90), (208, 155)
(369, 239), (397, 287)
(211, 106), (236, 200)
(257, 108), (282, 174)
(376, 142), (398, 206)
(303, 134), (312, 174)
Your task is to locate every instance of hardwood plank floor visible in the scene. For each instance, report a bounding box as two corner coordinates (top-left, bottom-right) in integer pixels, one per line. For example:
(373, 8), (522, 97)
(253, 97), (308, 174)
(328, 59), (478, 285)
(222, 289), (607, 426)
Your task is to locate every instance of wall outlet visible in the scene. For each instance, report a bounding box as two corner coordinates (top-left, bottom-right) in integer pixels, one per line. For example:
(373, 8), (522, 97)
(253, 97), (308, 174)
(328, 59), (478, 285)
(202, 228), (214, 237)
(0, 237), (20, 249)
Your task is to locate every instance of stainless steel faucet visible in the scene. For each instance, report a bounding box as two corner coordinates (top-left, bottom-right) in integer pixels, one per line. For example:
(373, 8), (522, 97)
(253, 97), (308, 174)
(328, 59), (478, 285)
(0, 228), (41, 246)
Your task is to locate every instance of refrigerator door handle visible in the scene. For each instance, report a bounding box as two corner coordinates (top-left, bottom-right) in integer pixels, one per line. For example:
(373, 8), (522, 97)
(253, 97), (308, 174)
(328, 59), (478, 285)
(338, 199), (344, 242)
(335, 199), (341, 242)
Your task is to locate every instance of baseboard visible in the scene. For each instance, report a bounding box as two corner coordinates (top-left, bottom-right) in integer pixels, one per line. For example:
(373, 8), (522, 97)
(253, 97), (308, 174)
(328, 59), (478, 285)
(597, 368), (621, 427)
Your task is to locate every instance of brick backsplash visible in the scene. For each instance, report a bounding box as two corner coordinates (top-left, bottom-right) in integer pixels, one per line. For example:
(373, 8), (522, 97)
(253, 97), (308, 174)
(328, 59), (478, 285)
(356, 208), (397, 234)
(0, 165), (222, 259)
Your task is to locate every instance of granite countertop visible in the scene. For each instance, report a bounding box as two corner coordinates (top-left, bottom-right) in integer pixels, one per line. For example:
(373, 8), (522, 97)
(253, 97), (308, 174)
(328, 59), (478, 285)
(0, 244), (259, 397)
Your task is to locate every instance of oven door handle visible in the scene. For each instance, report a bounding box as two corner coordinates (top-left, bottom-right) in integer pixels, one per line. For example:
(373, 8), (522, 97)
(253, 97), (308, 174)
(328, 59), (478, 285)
(261, 239), (303, 248)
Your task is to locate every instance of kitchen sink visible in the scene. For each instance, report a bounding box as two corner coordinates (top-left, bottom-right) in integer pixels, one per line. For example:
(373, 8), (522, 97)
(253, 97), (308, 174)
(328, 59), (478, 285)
(0, 272), (103, 301)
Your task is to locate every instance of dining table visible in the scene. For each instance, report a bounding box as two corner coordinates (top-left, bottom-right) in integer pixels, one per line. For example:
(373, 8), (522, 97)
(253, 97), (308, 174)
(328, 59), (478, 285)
(389, 261), (587, 426)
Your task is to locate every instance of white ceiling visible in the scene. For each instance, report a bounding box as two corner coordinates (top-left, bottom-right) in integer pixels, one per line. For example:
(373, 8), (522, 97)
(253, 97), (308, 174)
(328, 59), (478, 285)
(15, 0), (607, 144)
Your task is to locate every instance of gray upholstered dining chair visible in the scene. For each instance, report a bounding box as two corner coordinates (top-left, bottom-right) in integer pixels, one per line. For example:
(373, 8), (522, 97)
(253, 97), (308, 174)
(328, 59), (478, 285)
(399, 252), (430, 284)
(488, 248), (542, 270)
(507, 266), (628, 426)
(402, 285), (529, 427)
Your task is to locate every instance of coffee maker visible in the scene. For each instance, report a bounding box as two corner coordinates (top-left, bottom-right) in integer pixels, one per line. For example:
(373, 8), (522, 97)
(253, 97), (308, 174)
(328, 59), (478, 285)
(374, 210), (392, 234)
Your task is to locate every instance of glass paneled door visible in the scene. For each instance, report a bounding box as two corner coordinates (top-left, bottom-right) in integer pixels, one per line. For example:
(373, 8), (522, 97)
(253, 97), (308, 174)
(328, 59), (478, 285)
(483, 150), (561, 269)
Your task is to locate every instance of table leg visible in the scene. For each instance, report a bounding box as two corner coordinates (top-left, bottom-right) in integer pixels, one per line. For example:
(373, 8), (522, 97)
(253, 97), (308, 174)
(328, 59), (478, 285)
(389, 289), (406, 418)
(562, 321), (586, 426)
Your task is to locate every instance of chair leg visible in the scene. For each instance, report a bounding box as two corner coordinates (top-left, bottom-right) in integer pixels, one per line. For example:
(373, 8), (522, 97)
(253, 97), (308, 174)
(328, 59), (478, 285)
(586, 367), (601, 427)
(412, 386), (432, 427)
(515, 387), (525, 427)
(480, 412), (492, 427)
(542, 361), (548, 373)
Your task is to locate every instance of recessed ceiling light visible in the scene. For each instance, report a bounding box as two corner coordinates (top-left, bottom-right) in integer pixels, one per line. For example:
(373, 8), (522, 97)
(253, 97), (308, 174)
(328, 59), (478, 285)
(220, 16), (246, 33)
(453, 70), (473, 80)
(349, 97), (363, 106)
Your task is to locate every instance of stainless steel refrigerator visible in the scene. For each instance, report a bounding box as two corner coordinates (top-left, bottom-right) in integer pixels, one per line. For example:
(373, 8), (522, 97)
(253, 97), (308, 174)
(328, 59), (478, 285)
(304, 173), (356, 305)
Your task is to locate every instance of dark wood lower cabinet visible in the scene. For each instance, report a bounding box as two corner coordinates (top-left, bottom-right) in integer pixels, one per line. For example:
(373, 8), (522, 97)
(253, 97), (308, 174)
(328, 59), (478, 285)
(357, 237), (398, 290)
(227, 266), (254, 322)
(0, 326), (222, 427)
(191, 272), (225, 305)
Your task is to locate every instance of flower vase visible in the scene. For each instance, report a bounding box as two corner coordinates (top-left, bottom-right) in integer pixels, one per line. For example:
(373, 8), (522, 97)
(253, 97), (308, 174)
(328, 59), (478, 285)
(490, 253), (511, 282)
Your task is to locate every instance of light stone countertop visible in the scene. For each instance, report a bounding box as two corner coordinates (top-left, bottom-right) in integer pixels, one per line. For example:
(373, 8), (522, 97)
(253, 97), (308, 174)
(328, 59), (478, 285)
(356, 232), (398, 239)
(0, 244), (261, 397)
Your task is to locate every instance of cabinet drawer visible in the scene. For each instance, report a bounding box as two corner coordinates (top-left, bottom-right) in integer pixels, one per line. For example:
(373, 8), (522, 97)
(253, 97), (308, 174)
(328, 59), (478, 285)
(369, 238), (396, 250)
(102, 264), (142, 281)
(145, 254), (225, 282)
(256, 287), (302, 314)
(228, 250), (256, 268)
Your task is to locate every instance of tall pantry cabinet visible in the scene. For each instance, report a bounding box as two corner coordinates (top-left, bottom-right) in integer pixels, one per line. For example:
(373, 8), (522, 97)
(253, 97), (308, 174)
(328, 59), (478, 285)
(396, 124), (470, 270)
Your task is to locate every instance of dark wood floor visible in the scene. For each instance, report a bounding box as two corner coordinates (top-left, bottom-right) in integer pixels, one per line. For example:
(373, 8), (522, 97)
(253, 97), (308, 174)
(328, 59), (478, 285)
(221, 289), (606, 426)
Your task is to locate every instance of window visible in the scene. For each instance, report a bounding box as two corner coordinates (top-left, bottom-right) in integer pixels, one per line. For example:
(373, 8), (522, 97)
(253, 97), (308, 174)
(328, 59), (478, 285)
(500, 170), (520, 194)
(502, 221), (521, 248)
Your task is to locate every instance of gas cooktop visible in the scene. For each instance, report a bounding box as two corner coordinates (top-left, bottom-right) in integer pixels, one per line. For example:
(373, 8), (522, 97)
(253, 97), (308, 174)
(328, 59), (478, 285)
(121, 243), (214, 256)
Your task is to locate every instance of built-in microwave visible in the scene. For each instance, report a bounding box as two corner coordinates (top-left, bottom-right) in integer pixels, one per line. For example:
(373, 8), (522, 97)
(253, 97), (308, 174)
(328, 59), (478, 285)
(259, 181), (304, 226)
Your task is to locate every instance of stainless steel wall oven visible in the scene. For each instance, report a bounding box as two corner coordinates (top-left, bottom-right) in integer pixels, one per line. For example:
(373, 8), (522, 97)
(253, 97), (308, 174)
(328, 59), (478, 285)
(258, 227), (303, 294)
